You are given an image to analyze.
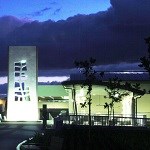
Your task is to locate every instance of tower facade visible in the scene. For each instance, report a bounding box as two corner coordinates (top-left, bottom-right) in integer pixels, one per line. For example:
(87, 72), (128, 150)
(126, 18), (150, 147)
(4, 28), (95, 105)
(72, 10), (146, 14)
(7, 46), (38, 121)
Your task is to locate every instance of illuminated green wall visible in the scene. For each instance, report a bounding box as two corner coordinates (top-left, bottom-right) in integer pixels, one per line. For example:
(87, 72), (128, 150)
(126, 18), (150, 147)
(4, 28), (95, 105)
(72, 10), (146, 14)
(138, 94), (150, 117)
(37, 84), (150, 118)
(75, 95), (122, 115)
(38, 85), (68, 97)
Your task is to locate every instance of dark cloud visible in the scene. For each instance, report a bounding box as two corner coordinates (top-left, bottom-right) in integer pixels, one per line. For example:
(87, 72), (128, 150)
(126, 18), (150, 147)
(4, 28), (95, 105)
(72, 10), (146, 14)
(0, 16), (29, 71)
(42, 7), (52, 12)
(27, 7), (51, 17)
(0, 84), (7, 94)
(53, 8), (62, 15)
(110, 0), (150, 24)
(0, 16), (26, 38)
(50, 2), (57, 5)
(0, 0), (150, 71)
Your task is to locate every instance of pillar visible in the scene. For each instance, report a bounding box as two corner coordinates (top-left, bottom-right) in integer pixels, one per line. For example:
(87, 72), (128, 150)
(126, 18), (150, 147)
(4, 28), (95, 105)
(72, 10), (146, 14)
(7, 46), (38, 121)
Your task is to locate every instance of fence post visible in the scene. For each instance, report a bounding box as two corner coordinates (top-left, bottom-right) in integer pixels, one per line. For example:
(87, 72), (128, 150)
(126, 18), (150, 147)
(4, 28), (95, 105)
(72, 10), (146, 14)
(42, 104), (48, 130)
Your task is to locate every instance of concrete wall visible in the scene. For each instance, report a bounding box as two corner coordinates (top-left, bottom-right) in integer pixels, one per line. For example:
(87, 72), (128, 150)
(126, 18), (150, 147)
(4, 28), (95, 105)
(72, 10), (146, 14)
(137, 94), (150, 118)
(68, 90), (150, 117)
(75, 95), (122, 115)
(38, 102), (68, 109)
(7, 46), (38, 121)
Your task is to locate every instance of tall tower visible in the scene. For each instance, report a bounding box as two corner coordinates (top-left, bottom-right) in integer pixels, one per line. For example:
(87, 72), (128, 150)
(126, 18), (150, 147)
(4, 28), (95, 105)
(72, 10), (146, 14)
(7, 46), (38, 121)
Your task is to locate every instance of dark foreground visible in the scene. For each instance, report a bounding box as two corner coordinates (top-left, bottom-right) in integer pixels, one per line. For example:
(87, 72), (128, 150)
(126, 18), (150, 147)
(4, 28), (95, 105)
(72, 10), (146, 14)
(0, 122), (42, 150)
(24, 125), (150, 150)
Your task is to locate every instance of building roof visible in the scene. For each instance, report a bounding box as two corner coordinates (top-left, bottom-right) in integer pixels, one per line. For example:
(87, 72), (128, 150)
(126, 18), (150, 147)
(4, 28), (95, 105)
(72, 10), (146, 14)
(70, 71), (150, 81)
(63, 71), (149, 95)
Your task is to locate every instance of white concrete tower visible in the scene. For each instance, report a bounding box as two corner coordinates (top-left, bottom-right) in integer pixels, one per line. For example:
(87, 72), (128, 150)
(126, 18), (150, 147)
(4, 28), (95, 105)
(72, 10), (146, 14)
(7, 46), (38, 121)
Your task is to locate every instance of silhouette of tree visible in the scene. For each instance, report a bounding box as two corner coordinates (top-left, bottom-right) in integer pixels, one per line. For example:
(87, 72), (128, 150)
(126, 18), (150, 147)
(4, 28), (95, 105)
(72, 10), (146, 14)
(139, 37), (150, 76)
(75, 57), (104, 150)
(75, 56), (146, 128)
(75, 57), (97, 127)
(104, 77), (129, 124)
(104, 77), (146, 125)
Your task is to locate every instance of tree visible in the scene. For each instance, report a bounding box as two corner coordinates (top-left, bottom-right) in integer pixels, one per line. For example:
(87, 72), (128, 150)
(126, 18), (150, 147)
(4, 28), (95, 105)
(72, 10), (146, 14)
(139, 37), (150, 76)
(104, 77), (146, 126)
(139, 37), (150, 94)
(75, 58), (104, 150)
(75, 57), (97, 127)
(104, 77), (129, 125)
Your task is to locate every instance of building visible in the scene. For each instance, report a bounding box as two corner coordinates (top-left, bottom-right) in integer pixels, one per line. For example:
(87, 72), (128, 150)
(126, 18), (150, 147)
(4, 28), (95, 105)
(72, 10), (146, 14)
(38, 85), (69, 118)
(6, 46), (150, 124)
(62, 72), (150, 118)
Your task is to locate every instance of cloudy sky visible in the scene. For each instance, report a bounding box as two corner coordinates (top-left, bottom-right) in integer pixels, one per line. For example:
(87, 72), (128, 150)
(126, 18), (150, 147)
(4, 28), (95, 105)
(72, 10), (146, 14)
(0, 0), (110, 21)
(0, 0), (150, 94)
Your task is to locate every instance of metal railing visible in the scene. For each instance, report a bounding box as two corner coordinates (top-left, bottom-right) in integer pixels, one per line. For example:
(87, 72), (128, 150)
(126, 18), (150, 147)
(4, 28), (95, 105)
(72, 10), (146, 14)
(59, 115), (149, 127)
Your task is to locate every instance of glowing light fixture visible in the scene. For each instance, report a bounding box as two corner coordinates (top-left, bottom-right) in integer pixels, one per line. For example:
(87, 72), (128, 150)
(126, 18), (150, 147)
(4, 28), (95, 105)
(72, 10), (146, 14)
(76, 88), (86, 104)
(20, 60), (26, 63)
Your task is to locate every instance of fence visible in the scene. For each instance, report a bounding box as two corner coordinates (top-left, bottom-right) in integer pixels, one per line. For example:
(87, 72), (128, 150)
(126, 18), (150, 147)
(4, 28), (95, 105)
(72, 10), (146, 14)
(59, 115), (149, 127)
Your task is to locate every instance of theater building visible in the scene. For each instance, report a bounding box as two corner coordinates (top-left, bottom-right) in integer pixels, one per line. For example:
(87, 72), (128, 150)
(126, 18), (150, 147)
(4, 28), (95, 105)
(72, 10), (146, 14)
(6, 46), (150, 123)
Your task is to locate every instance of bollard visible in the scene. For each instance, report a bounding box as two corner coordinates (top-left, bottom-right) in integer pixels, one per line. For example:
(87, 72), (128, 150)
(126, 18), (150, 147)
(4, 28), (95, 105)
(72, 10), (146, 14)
(42, 104), (48, 130)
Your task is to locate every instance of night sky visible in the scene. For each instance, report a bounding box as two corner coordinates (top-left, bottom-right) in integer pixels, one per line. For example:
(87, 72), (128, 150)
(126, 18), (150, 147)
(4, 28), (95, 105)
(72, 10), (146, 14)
(0, 0), (150, 94)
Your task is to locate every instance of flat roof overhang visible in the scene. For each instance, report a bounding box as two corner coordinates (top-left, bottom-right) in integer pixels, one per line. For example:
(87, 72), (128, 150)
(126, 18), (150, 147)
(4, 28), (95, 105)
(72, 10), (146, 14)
(62, 80), (146, 96)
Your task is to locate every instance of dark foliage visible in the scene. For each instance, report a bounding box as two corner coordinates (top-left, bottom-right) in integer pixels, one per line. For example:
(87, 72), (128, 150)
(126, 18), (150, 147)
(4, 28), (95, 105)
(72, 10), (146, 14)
(74, 57), (98, 127)
(104, 77), (129, 117)
(24, 126), (150, 150)
(139, 37), (150, 76)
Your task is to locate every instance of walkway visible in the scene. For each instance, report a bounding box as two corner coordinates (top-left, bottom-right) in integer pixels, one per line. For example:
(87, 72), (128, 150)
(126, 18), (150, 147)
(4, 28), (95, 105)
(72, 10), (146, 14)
(0, 121), (42, 150)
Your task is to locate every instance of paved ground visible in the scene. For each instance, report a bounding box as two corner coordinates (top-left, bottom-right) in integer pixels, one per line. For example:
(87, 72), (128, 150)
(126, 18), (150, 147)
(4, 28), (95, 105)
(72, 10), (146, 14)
(0, 121), (43, 150)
